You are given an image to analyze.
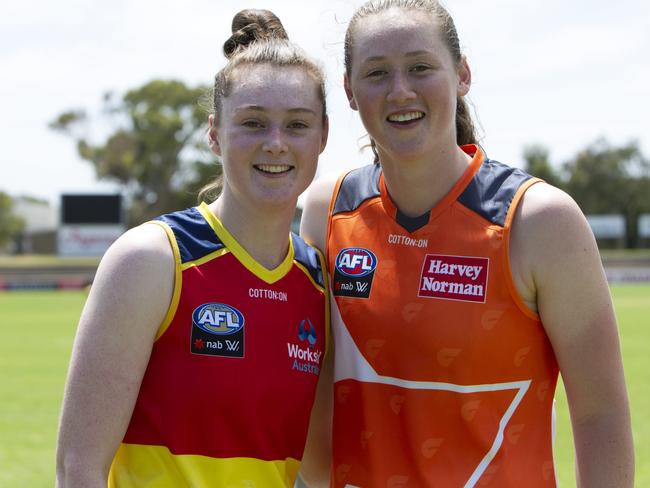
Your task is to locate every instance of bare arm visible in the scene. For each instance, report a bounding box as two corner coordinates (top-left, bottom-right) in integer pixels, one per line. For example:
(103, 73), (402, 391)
(298, 174), (338, 487)
(511, 183), (634, 487)
(56, 223), (175, 487)
(298, 346), (334, 487)
(300, 174), (338, 252)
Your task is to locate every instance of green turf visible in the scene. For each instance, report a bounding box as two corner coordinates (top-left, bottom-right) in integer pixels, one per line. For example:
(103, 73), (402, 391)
(0, 286), (647, 486)
(0, 291), (86, 488)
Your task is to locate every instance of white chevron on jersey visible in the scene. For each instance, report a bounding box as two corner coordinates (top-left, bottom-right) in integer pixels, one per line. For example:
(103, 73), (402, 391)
(332, 303), (532, 488)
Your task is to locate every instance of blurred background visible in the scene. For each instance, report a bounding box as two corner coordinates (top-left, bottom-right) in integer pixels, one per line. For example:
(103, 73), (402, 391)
(1, 0), (648, 485)
(2, 0), (650, 257)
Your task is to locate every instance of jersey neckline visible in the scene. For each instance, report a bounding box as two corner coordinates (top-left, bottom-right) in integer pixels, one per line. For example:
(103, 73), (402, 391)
(197, 202), (295, 284)
(378, 144), (485, 233)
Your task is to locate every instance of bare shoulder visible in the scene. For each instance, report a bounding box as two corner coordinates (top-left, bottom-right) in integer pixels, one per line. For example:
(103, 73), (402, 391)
(510, 181), (609, 323)
(514, 182), (585, 228)
(94, 223), (173, 287)
(85, 222), (175, 336)
(300, 172), (341, 252)
(511, 182), (597, 277)
(100, 222), (172, 270)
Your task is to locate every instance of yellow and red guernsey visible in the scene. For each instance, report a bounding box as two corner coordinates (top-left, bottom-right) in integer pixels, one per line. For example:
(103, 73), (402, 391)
(109, 202), (329, 487)
(327, 146), (559, 487)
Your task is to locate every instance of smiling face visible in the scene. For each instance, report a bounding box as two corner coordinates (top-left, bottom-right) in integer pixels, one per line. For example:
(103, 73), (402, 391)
(345, 8), (470, 165)
(210, 64), (328, 209)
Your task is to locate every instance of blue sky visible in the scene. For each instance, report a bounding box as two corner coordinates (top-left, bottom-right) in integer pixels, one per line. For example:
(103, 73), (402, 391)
(2, 0), (649, 205)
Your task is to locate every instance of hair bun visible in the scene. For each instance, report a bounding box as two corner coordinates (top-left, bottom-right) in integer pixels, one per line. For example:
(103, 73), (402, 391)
(223, 9), (289, 59)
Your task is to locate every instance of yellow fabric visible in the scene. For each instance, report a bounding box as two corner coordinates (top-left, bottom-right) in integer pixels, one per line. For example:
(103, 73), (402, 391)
(181, 247), (230, 271)
(109, 443), (300, 487)
(197, 202), (294, 285)
(144, 221), (183, 341)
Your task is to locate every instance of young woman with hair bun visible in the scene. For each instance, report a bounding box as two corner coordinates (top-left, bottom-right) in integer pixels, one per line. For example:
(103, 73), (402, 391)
(57, 9), (330, 487)
(301, 1), (633, 486)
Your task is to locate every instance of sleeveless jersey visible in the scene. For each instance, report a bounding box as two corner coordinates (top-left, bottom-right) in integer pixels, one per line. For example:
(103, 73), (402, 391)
(108, 202), (329, 487)
(326, 145), (559, 487)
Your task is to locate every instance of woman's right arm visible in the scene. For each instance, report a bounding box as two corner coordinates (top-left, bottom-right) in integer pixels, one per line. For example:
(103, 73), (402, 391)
(56, 223), (175, 487)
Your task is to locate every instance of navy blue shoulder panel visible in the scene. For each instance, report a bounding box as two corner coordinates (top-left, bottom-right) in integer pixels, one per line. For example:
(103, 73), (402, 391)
(457, 159), (534, 227)
(291, 232), (325, 288)
(155, 207), (225, 264)
(332, 164), (382, 215)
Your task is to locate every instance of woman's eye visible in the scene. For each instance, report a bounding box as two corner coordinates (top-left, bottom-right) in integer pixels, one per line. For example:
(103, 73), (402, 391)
(410, 64), (431, 73)
(366, 69), (386, 78)
(242, 120), (263, 128)
(288, 121), (309, 130)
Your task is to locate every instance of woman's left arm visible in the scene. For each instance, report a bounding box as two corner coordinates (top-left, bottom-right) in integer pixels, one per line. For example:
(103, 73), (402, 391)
(510, 183), (634, 488)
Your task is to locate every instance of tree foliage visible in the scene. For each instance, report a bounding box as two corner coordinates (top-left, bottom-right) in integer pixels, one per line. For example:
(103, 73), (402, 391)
(50, 80), (220, 226)
(563, 139), (650, 247)
(0, 192), (25, 250)
(522, 139), (650, 247)
(523, 144), (564, 189)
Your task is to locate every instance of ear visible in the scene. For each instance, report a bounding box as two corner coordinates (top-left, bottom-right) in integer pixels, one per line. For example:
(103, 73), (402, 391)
(343, 73), (358, 111)
(457, 56), (471, 97)
(319, 116), (330, 154)
(208, 114), (222, 156)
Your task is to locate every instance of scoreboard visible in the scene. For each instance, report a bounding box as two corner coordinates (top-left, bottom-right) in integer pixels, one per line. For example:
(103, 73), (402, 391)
(58, 194), (125, 256)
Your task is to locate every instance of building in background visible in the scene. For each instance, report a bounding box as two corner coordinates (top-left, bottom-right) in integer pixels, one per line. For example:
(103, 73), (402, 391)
(13, 197), (57, 254)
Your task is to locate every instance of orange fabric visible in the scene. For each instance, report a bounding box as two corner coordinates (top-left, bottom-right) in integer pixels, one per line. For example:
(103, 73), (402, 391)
(327, 146), (559, 487)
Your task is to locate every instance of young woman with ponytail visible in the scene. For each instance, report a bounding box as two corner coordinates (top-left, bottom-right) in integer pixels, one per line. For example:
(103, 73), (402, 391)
(301, 1), (633, 486)
(57, 9), (330, 487)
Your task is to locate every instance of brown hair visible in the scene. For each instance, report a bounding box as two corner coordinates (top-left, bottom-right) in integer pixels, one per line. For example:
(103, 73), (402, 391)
(345, 0), (476, 161)
(199, 9), (327, 202)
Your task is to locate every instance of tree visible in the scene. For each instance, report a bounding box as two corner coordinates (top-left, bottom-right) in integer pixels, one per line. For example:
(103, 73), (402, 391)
(522, 144), (564, 189)
(563, 139), (650, 248)
(50, 80), (221, 226)
(0, 192), (25, 251)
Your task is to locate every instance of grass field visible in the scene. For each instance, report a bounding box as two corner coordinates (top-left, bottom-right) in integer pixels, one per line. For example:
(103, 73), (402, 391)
(0, 286), (648, 486)
(0, 291), (85, 487)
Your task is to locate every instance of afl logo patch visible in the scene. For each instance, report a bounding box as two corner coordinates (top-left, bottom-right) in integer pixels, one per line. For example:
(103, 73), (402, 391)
(333, 247), (377, 299)
(190, 303), (245, 358)
(192, 303), (244, 335)
(335, 248), (377, 277)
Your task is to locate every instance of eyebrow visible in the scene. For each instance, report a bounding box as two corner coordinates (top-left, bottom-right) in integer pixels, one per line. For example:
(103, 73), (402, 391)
(236, 105), (318, 116)
(362, 51), (432, 63)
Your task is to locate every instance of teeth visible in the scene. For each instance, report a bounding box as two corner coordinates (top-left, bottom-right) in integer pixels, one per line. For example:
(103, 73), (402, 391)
(255, 164), (292, 174)
(388, 111), (424, 122)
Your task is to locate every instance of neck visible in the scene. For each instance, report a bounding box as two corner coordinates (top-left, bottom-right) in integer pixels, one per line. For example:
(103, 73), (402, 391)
(379, 145), (472, 217)
(208, 190), (296, 270)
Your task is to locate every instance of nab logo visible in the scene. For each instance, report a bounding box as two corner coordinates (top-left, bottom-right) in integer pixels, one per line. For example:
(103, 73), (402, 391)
(192, 303), (244, 335)
(335, 248), (377, 277)
(191, 303), (245, 358)
(333, 247), (377, 299)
